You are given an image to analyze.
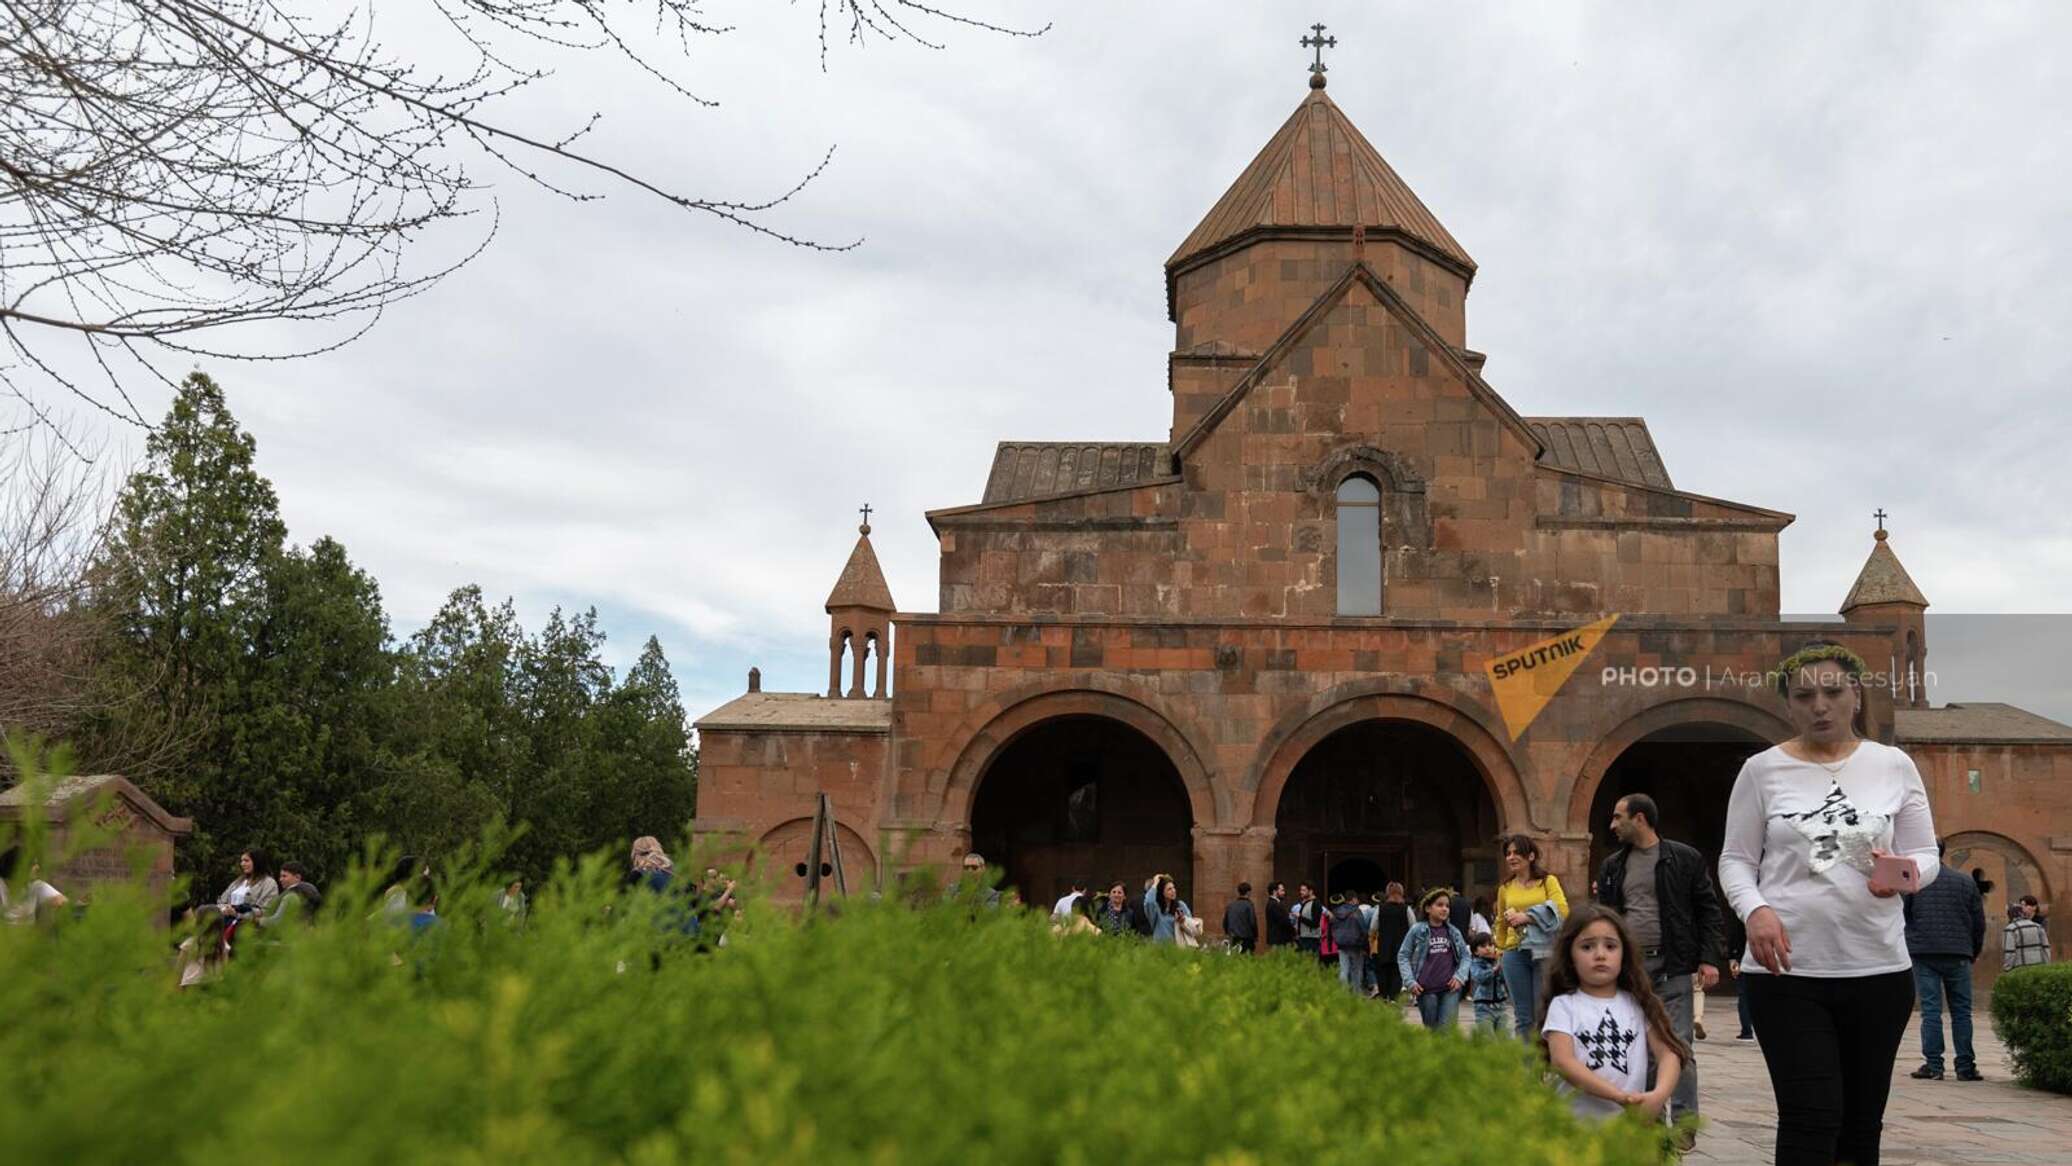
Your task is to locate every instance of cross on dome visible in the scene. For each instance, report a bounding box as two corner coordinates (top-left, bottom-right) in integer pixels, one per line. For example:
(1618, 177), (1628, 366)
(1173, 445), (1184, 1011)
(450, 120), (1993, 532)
(1301, 23), (1336, 89)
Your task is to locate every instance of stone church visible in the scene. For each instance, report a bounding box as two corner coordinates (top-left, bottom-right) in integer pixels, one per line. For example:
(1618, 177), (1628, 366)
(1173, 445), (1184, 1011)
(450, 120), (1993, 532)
(696, 73), (2071, 965)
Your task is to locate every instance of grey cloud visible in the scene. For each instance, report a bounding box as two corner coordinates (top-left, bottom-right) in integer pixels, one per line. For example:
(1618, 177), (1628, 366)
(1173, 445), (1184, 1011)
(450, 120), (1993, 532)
(63, 2), (2070, 718)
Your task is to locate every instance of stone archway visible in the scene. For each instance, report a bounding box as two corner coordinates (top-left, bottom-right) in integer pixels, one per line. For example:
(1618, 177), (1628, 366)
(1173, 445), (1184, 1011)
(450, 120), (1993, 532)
(1247, 687), (1531, 836)
(1564, 697), (1794, 835)
(1581, 722), (1772, 888)
(938, 683), (1222, 830)
(967, 715), (1196, 910)
(1943, 830), (2053, 977)
(1272, 718), (1500, 903)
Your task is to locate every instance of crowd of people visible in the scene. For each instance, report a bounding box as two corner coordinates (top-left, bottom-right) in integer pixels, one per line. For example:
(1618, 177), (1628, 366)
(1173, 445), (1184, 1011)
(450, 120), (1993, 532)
(1009, 641), (2061, 1163)
(6, 640), (2064, 1162)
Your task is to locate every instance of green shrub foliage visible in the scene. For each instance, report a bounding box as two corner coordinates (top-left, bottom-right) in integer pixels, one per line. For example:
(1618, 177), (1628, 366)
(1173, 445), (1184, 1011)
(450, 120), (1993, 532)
(0, 856), (1666, 1164)
(1991, 963), (2072, 1094)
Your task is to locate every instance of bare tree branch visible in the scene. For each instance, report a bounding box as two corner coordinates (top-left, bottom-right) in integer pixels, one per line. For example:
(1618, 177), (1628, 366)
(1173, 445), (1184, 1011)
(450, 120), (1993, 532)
(0, 0), (1048, 439)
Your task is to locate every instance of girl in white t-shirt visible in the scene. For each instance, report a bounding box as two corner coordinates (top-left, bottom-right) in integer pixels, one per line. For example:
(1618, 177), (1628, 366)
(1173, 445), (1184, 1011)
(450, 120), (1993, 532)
(1538, 903), (1689, 1123)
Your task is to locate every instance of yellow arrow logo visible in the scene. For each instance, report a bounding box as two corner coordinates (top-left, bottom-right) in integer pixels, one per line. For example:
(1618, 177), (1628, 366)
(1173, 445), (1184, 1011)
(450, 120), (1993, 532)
(1485, 614), (1620, 740)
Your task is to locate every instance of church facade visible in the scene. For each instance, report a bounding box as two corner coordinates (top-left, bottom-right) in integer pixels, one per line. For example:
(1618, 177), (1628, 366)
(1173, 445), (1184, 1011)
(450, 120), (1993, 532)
(695, 77), (2071, 965)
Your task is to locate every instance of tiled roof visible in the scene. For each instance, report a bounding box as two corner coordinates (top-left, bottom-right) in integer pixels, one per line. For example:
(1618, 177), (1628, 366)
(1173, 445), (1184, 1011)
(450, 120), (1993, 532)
(825, 528), (895, 612)
(1168, 88), (1474, 277)
(694, 692), (892, 734)
(981, 442), (1172, 505)
(1894, 702), (2072, 744)
(1841, 534), (1929, 611)
(1524, 417), (1675, 491)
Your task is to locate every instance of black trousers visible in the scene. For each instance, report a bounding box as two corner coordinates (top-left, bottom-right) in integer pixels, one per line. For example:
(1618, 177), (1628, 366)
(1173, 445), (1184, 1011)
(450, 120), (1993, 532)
(1743, 969), (1915, 1166)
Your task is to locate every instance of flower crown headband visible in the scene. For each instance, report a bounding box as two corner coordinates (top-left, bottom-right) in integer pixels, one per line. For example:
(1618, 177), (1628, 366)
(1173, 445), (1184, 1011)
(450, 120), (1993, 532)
(1773, 643), (1869, 699)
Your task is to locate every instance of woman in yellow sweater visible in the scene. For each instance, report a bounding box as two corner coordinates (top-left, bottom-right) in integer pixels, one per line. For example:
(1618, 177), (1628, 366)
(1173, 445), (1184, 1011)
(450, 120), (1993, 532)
(1493, 834), (1569, 1037)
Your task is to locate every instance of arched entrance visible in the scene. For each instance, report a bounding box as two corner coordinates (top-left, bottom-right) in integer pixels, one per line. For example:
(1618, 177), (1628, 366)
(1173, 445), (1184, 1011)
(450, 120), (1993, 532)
(1943, 831), (2053, 978)
(1584, 723), (1771, 884)
(1273, 720), (1498, 902)
(968, 715), (1194, 908)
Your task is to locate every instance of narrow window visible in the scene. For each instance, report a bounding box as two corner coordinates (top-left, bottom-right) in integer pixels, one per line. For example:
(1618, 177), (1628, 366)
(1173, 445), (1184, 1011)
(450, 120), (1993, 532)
(1336, 475), (1382, 615)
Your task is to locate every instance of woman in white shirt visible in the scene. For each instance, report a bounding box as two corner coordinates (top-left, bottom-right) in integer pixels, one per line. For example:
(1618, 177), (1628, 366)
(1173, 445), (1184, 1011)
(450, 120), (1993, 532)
(1, 846), (69, 924)
(1718, 642), (1939, 1166)
(215, 848), (280, 918)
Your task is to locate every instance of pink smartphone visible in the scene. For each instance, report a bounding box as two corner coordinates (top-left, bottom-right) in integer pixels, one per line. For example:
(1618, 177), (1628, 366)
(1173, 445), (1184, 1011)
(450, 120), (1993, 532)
(1871, 854), (1919, 893)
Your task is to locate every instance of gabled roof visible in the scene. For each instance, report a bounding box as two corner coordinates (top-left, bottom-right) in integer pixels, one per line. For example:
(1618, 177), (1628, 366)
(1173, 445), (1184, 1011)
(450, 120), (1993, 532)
(1170, 260), (1543, 465)
(982, 442), (1171, 505)
(1168, 87), (1474, 283)
(0, 773), (194, 836)
(1841, 531), (1929, 611)
(825, 526), (895, 612)
(695, 692), (892, 735)
(1525, 417), (1675, 490)
(1895, 702), (2072, 744)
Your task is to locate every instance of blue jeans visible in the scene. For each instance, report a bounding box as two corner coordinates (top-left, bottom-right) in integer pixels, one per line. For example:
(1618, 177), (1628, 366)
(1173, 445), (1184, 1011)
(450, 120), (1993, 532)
(1415, 985), (1462, 1030)
(1500, 948), (1540, 1037)
(1912, 956), (1975, 1073)
(1473, 1000), (1507, 1033)
(1337, 950), (1367, 992)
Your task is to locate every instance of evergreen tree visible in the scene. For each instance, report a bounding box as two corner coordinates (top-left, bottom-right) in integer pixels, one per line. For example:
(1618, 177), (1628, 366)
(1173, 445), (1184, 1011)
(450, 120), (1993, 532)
(70, 371), (701, 891)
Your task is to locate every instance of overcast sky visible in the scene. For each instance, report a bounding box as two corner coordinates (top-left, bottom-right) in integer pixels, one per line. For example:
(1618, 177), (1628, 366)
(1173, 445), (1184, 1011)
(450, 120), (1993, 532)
(50, 3), (2072, 725)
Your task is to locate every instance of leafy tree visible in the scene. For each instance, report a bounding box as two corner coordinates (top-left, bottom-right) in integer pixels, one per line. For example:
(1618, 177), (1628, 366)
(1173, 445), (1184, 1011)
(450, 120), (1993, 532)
(68, 371), (700, 890)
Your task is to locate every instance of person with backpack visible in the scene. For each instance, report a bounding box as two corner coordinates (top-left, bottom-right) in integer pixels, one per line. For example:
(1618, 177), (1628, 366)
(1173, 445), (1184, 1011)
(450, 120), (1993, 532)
(1370, 882), (1415, 1001)
(1292, 882), (1325, 960)
(2003, 895), (2052, 971)
(1329, 890), (1371, 990)
(252, 861), (323, 931)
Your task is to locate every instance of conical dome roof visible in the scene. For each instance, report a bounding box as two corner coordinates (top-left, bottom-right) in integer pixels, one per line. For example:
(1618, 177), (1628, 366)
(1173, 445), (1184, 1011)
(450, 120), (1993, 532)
(1841, 530), (1929, 612)
(1167, 86), (1474, 279)
(825, 524), (895, 613)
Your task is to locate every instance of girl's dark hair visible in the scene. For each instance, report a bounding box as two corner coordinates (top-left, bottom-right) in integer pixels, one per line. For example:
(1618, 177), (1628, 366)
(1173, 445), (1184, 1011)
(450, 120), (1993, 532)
(386, 854), (422, 890)
(1534, 904), (1691, 1071)
(1498, 834), (1548, 883)
(1155, 875), (1177, 916)
(0, 844), (20, 881)
(242, 847), (275, 879)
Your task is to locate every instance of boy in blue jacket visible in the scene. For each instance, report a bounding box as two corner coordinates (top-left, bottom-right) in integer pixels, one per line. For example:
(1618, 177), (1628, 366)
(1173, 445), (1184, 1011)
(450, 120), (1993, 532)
(1467, 931), (1508, 1033)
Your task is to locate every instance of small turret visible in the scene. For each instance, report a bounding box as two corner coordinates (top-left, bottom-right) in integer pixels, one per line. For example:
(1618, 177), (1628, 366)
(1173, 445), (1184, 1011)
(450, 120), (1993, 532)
(826, 507), (896, 699)
(1840, 511), (1929, 708)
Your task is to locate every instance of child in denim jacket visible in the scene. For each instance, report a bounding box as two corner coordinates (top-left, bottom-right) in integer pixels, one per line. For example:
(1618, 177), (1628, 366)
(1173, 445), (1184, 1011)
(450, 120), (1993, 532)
(1468, 931), (1508, 1032)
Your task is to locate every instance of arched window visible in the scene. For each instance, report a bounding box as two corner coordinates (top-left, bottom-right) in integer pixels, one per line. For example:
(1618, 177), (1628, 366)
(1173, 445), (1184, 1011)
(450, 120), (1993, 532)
(1905, 629), (1921, 707)
(1336, 475), (1381, 615)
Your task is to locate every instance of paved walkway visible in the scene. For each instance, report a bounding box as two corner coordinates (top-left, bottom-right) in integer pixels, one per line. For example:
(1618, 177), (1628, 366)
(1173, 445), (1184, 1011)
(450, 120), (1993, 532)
(1683, 1009), (2072, 1165)
(1384, 993), (2072, 1163)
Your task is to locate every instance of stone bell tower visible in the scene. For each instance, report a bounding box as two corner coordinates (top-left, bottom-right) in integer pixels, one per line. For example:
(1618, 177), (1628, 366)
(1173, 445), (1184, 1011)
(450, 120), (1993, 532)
(1840, 512), (1930, 709)
(826, 508), (896, 699)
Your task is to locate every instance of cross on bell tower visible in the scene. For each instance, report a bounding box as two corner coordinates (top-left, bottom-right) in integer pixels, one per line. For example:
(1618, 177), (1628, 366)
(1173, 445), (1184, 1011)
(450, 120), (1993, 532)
(1301, 22), (1336, 89)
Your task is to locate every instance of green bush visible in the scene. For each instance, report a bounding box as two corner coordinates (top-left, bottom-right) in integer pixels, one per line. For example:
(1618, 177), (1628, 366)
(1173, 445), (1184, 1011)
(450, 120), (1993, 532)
(1992, 963), (2072, 1094)
(0, 858), (1667, 1164)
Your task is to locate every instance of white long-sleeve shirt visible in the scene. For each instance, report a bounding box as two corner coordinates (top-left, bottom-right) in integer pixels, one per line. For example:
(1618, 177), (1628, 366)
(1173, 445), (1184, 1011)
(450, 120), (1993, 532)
(1717, 740), (1939, 978)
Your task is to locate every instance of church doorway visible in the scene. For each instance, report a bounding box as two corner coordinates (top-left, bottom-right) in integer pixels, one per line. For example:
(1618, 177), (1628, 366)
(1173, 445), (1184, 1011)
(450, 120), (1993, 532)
(968, 715), (1194, 909)
(1273, 720), (1498, 903)
(1583, 723), (1770, 897)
